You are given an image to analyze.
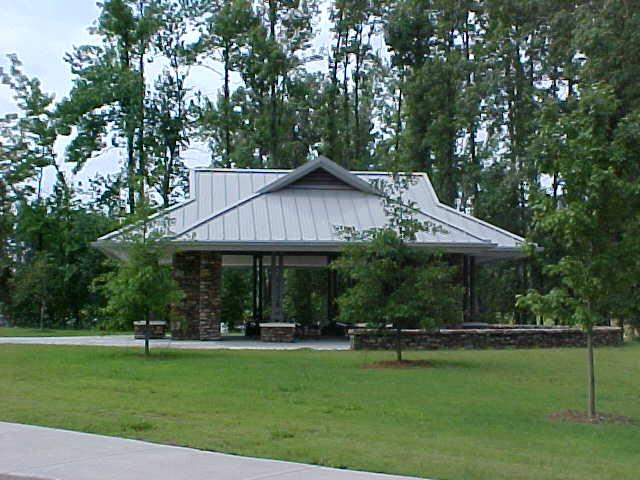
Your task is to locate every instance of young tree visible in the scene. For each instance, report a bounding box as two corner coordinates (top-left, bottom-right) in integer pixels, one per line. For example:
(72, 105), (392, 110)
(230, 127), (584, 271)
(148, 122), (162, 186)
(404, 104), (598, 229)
(517, 85), (640, 419)
(333, 175), (461, 362)
(98, 203), (183, 355)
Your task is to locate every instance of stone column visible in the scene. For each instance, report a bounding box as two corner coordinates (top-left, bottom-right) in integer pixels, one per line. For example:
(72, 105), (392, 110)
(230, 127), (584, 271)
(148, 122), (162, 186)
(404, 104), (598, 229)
(199, 252), (222, 340)
(171, 251), (201, 340)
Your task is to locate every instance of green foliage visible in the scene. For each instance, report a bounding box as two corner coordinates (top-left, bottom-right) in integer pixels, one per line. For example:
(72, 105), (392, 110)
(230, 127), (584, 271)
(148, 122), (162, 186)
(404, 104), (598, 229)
(283, 269), (327, 325)
(333, 229), (460, 331)
(517, 84), (640, 329)
(220, 268), (251, 329)
(9, 185), (115, 328)
(98, 238), (183, 330)
(5, 0), (640, 334)
(10, 252), (58, 329)
(96, 197), (183, 330)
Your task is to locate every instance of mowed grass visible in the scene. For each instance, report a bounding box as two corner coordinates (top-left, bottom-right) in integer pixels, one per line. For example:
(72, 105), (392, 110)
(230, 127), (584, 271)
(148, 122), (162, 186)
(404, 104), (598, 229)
(1, 343), (639, 480)
(0, 327), (129, 337)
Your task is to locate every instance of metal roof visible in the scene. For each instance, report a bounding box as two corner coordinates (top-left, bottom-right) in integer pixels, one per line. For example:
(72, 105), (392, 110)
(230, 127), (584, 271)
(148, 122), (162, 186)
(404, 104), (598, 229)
(96, 157), (525, 260)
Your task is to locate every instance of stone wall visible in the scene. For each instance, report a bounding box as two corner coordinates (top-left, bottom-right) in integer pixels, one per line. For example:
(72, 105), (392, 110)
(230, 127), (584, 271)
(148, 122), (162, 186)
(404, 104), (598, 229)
(350, 327), (624, 350)
(199, 252), (222, 340)
(171, 251), (222, 340)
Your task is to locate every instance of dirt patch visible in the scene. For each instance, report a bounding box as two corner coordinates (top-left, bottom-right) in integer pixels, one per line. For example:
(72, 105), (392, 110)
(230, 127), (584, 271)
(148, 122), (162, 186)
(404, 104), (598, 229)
(548, 409), (638, 425)
(365, 359), (433, 369)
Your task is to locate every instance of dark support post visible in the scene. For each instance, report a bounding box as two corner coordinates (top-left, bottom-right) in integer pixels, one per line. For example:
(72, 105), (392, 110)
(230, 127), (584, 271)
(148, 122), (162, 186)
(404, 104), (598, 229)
(277, 254), (284, 320)
(258, 255), (264, 322)
(252, 255), (258, 322)
(326, 255), (337, 321)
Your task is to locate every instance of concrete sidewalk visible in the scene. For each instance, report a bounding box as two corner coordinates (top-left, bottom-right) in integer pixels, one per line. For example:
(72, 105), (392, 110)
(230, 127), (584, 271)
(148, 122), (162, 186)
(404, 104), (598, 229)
(0, 335), (350, 350)
(0, 422), (424, 480)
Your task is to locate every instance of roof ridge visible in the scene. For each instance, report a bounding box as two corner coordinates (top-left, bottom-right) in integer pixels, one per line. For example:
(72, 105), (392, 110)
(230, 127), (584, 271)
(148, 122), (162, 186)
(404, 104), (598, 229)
(192, 166), (424, 176)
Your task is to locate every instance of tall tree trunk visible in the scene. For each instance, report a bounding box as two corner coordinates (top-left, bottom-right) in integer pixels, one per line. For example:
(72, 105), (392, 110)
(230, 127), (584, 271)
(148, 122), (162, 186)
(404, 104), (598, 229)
(39, 301), (45, 330)
(137, 43), (146, 202)
(395, 324), (402, 362)
(328, 5), (345, 162)
(353, 26), (362, 163)
(121, 37), (135, 214)
(463, 14), (478, 212)
(222, 45), (232, 167)
(395, 81), (403, 153)
(342, 50), (350, 167)
(268, 0), (278, 166)
(586, 325), (596, 419)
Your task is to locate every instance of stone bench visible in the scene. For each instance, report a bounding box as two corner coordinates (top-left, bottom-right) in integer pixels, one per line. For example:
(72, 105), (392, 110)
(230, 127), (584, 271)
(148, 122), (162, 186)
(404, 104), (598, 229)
(134, 321), (168, 339)
(259, 323), (296, 342)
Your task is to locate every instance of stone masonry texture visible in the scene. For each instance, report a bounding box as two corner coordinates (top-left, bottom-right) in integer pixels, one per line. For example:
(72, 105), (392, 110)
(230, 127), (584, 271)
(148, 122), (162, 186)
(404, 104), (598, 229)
(350, 327), (623, 350)
(171, 251), (222, 340)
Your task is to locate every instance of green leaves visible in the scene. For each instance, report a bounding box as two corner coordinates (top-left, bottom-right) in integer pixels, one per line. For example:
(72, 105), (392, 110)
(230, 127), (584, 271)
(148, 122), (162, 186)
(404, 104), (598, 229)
(98, 234), (183, 330)
(333, 228), (461, 329)
(521, 82), (640, 329)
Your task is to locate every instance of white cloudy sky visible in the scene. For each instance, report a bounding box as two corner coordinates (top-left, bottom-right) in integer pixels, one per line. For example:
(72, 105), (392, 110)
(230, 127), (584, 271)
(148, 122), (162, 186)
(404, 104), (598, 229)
(0, 1), (224, 195)
(0, 1), (387, 196)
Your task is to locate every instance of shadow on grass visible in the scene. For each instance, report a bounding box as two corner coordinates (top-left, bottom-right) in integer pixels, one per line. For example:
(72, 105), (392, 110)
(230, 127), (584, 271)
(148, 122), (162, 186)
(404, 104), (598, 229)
(116, 349), (210, 362)
(358, 355), (477, 370)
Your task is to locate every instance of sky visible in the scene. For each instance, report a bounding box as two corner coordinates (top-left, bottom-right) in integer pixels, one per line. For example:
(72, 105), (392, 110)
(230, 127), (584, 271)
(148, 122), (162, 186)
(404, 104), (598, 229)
(0, 1), (386, 198)
(0, 1), (225, 195)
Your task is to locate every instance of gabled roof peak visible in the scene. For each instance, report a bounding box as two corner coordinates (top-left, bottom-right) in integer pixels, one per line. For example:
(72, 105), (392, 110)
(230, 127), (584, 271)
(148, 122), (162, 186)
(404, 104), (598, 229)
(257, 156), (380, 195)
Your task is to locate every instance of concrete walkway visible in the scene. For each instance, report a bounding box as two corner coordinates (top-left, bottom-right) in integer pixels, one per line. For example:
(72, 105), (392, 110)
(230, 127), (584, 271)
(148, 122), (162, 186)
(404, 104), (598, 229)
(0, 422), (423, 480)
(0, 335), (350, 350)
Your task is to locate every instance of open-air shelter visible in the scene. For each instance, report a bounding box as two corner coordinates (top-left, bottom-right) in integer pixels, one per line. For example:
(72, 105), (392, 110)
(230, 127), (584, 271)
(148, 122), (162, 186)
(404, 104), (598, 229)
(94, 156), (525, 340)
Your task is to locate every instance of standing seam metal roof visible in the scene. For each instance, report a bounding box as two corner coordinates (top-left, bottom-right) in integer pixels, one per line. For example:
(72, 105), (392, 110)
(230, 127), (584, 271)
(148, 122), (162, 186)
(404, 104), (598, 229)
(97, 158), (525, 258)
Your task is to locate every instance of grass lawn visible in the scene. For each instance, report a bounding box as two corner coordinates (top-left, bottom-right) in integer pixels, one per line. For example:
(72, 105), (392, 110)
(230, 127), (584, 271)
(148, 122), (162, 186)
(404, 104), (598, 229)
(1, 343), (638, 480)
(0, 327), (130, 337)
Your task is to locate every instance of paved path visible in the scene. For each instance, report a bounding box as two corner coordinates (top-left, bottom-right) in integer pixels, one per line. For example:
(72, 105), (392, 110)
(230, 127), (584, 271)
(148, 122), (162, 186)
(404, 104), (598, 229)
(0, 335), (349, 350)
(0, 422), (423, 480)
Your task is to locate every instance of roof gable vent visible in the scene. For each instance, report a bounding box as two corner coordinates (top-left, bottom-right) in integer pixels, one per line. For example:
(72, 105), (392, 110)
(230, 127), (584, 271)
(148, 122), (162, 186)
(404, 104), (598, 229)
(288, 167), (353, 190)
(257, 156), (379, 195)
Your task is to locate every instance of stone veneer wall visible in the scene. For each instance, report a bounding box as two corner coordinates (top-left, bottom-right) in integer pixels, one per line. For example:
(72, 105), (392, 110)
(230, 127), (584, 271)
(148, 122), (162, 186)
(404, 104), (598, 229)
(199, 252), (222, 340)
(350, 327), (623, 350)
(171, 251), (221, 340)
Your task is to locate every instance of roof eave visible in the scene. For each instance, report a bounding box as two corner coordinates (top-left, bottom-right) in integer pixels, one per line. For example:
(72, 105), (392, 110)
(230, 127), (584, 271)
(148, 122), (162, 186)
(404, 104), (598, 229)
(93, 239), (502, 255)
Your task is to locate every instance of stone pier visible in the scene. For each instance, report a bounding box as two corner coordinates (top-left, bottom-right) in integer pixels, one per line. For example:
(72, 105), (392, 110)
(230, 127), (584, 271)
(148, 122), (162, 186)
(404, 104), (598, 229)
(172, 251), (222, 340)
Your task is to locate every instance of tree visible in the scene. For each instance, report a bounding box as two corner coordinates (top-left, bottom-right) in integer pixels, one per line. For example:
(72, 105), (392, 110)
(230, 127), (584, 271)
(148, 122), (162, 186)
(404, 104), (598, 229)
(58, 0), (162, 214)
(193, 0), (259, 167)
(147, 1), (194, 206)
(10, 252), (58, 330)
(0, 54), (58, 321)
(333, 175), (461, 361)
(98, 203), (183, 354)
(220, 269), (251, 330)
(12, 179), (114, 327)
(517, 85), (640, 419)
